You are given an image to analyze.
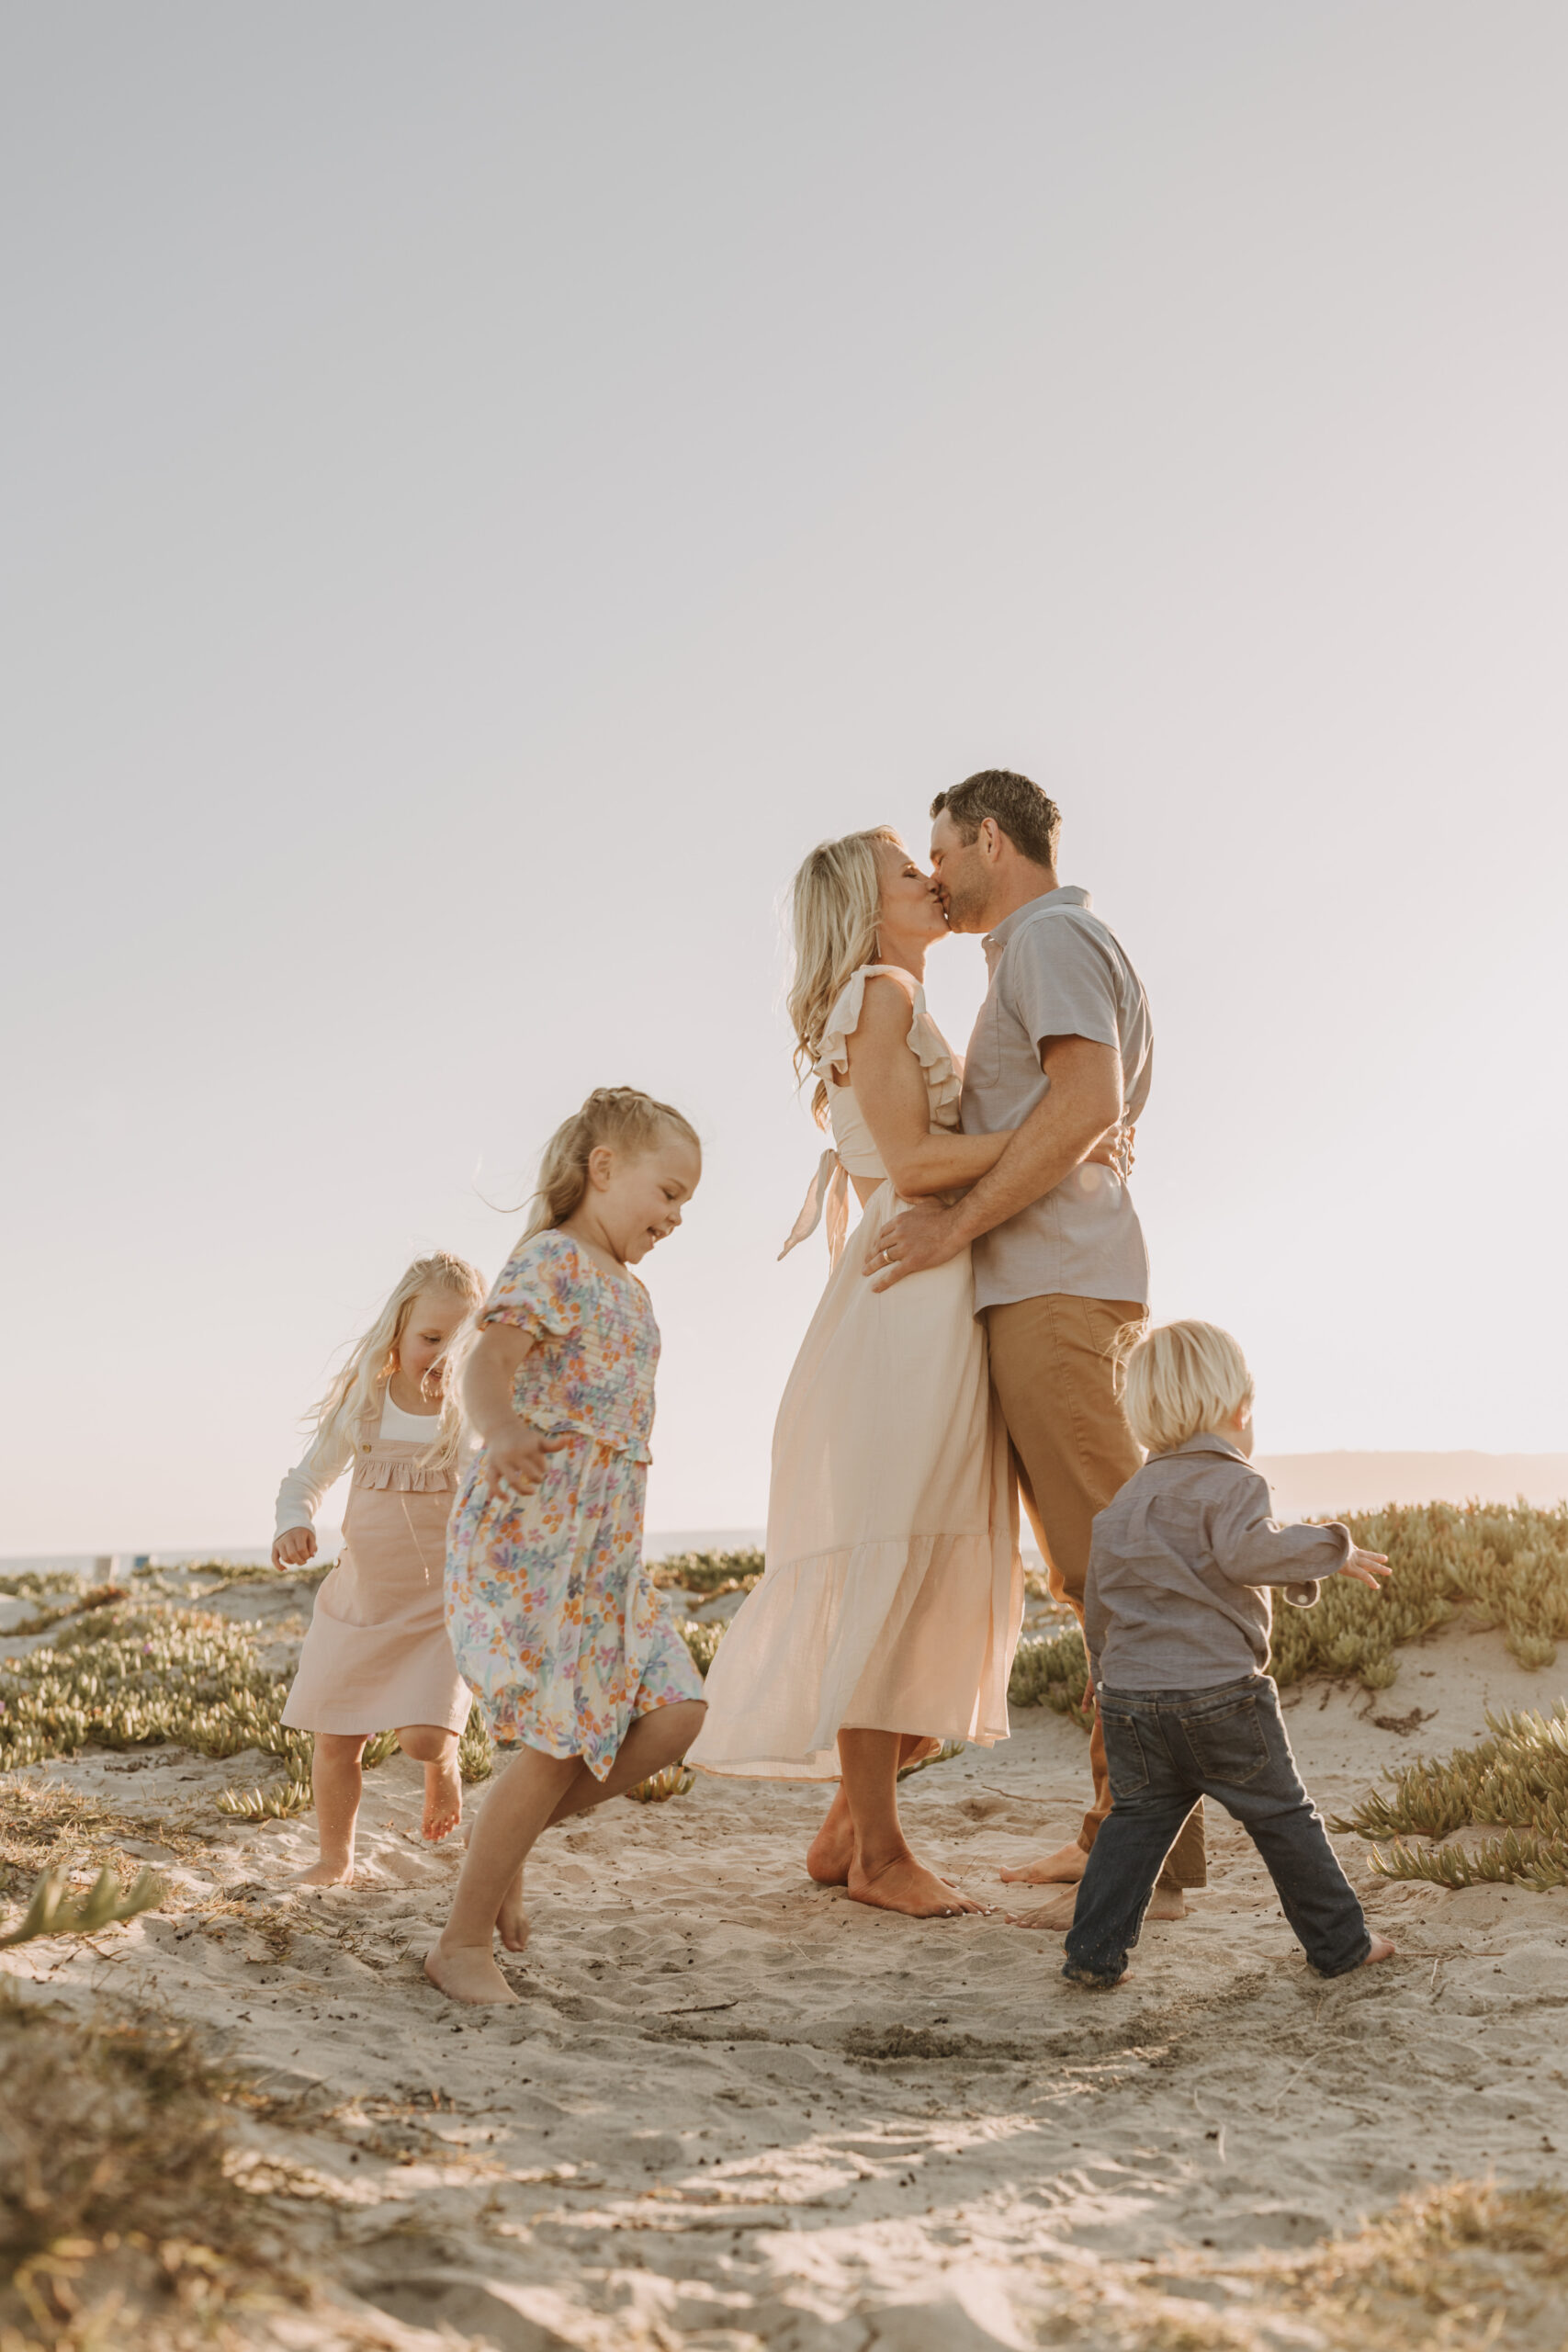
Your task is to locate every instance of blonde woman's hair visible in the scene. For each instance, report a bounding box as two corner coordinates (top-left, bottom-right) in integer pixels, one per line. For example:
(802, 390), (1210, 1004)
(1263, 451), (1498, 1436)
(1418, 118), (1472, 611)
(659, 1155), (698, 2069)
(1122, 1319), (1256, 1458)
(785, 825), (903, 1125)
(518, 1087), (702, 1244)
(309, 1251), (485, 1473)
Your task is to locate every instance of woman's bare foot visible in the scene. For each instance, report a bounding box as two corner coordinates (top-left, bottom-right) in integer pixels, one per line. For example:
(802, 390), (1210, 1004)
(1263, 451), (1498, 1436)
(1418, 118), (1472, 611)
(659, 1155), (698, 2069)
(496, 1876), (530, 1952)
(998, 1839), (1088, 1886)
(1011, 1884), (1189, 1930)
(423, 1752), (463, 1843)
(424, 1941), (521, 2006)
(1363, 1934), (1397, 1967)
(849, 1852), (991, 1918)
(291, 1856), (354, 1887)
(813, 1736), (938, 1882)
(807, 1789), (854, 1887)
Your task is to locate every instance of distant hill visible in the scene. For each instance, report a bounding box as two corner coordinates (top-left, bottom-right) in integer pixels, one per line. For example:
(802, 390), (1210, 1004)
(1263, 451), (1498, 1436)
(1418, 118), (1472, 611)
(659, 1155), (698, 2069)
(649, 1454), (1568, 1566)
(1255, 1452), (1568, 1517)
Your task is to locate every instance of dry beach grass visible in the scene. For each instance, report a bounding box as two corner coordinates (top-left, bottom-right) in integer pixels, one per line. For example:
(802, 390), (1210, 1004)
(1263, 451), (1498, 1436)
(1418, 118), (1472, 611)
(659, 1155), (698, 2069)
(2, 1510), (1567, 2347)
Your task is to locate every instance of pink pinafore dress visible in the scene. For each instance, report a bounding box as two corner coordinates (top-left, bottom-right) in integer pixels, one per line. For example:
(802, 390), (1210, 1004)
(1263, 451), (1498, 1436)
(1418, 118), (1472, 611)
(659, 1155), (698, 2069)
(282, 1420), (471, 1737)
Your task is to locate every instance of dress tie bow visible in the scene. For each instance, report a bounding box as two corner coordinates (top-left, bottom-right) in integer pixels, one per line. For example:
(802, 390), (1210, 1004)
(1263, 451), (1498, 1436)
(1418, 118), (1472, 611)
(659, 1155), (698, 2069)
(778, 1146), (850, 1271)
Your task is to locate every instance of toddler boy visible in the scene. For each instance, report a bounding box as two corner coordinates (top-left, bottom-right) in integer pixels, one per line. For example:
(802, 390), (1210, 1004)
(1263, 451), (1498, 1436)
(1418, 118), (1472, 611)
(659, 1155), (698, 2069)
(1062, 1320), (1397, 1988)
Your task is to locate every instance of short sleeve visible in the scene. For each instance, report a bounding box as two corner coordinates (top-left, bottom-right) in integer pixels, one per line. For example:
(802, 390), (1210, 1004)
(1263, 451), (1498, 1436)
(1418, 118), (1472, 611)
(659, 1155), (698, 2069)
(1001, 915), (1120, 1055)
(479, 1235), (577, 1341)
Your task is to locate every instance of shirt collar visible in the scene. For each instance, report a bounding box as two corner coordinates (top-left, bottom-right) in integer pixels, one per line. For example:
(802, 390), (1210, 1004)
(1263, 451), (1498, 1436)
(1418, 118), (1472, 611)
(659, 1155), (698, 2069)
(1148, 1431), (1252, 1467)
(982, 884), (1091, 974)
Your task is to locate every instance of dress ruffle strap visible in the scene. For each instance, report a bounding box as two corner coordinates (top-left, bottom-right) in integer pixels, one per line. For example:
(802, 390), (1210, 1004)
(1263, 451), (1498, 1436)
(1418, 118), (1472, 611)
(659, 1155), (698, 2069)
(778, 1145), (851, 1270)
(815, 964), (963, 1127)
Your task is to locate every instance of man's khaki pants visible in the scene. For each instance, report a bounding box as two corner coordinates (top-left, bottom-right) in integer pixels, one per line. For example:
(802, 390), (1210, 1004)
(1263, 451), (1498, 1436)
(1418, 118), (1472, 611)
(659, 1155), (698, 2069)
(986, 1293), (1206, 1890)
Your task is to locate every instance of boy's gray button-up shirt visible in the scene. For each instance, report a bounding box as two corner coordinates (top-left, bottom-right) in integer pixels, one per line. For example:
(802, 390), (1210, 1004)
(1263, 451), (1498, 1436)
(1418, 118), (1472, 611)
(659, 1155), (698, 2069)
(1085, 1434), (1353, 1692)
(960, 886), (1153, 1312)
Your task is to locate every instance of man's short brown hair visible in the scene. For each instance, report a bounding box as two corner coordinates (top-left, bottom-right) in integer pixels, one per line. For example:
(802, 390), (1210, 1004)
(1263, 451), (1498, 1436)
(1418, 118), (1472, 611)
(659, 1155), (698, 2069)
(931, 769), (1061, 869)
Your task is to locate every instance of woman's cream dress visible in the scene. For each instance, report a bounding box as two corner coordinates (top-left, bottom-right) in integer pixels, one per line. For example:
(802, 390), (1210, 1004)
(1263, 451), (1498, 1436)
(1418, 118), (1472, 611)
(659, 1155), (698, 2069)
(688, 964), (1022, 1781)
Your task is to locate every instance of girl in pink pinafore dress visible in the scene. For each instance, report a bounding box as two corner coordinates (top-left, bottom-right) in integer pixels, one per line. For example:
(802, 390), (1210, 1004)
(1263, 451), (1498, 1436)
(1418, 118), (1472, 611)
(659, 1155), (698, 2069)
(272, 1251), (484, 1884)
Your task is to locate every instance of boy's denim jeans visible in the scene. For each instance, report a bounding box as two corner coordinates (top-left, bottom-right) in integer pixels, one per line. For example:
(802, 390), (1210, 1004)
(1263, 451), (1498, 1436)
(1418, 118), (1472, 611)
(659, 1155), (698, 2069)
(1062, 1673), (1370, 1987)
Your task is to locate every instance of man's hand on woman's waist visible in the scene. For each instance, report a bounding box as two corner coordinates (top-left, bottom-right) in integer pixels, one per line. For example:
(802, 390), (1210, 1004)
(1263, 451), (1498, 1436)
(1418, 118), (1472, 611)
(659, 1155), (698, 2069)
(864, 1198), (969, 1291)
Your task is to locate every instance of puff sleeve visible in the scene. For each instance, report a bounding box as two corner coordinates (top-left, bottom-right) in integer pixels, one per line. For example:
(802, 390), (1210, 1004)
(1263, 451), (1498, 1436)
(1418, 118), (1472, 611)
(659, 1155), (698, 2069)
(479, 1233), (579, 1344)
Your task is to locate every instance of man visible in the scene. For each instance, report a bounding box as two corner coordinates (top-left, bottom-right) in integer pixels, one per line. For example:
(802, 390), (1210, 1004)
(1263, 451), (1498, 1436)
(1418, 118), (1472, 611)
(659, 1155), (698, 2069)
(868, 768), (1204, 1925)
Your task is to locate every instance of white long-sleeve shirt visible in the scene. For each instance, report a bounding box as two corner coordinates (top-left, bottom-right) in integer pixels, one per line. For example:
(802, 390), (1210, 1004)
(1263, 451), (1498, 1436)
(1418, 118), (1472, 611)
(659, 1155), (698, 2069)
(274, 1392), (442, 1538)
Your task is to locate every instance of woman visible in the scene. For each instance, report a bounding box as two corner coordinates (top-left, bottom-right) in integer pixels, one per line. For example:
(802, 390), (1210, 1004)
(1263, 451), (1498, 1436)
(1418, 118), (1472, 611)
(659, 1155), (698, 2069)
(688, 828), (1024, 1917)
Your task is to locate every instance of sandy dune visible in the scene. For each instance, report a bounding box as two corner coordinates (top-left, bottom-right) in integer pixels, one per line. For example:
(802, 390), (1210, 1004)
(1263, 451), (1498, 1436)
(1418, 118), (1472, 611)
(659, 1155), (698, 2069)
(5, 1603), (1568, 2348)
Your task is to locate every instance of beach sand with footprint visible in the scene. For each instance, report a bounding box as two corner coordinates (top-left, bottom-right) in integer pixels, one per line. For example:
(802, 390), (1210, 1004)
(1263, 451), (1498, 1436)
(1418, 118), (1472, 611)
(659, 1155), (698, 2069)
(4, 1578), (1568, 2349)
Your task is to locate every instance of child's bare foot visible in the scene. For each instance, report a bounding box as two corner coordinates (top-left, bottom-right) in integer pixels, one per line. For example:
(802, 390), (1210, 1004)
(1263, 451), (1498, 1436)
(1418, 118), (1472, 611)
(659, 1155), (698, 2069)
(424, 1941), (521, 2006)
(849, 1853), (991, 1918)
(807, 1789), (854, 1887)
(423, 1753), (463, 1843)
(496, 1878), (530, 1952)
(291, 1857), (354, 1887)
(1012, 1885), (1189, 1930)
(998, 1839), (1088, 1885)
(1363, 1934), (1397, 1967)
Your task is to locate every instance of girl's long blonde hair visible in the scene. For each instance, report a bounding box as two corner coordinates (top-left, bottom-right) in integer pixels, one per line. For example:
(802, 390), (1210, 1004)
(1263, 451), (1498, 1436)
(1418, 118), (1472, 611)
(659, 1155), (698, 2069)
(518, 1087), (702, 1243)
(309, 1251), (485, 1472)
(785, 826), (901, 1125)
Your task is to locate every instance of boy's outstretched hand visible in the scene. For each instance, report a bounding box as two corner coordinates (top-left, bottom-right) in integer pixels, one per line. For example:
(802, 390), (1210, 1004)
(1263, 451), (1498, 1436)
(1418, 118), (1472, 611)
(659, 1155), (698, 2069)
(1339, 1545), (1392, 1590)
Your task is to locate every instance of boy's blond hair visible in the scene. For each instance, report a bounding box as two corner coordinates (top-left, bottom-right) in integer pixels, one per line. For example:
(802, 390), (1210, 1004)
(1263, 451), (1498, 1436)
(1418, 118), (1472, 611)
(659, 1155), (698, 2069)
(1122, 1319), (1255, 1457)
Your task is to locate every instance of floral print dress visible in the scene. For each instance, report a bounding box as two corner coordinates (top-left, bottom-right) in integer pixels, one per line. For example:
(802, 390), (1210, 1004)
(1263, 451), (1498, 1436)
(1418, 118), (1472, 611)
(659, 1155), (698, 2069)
(445, 1230), (704, 1779)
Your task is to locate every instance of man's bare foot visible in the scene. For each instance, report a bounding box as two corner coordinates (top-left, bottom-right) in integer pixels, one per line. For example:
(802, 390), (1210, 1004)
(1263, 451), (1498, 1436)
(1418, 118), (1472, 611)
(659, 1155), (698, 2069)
(423, 1753), (463, 1843)
(849, 1852), (990, 1918)
(424, 1942), (521, 2006)
(1362, 1934), (1396, 1967)
(998, 1839), (1088, 1886)
(496, 1881), (530, 1952)
(1010, 1888), (1077, 1930)
(291, 1857), (354, 1887)
(807, 1789), (854, 1887)
(1011, 1884), (1190, 1931)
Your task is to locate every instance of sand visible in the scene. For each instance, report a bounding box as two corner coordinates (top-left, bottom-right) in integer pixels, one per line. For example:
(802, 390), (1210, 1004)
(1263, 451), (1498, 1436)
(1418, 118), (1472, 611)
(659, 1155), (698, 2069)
(5, 1592), (1568, 2349)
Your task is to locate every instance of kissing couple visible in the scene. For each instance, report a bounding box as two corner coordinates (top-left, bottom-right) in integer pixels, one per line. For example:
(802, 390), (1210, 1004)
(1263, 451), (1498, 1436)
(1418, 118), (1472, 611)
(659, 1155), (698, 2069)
(688, 768), (1205, 1926)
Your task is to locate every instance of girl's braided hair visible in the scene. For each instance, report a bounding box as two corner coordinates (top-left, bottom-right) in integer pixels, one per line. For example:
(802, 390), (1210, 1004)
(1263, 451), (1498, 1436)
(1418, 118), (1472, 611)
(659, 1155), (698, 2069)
(519, 1087), (701, 1242)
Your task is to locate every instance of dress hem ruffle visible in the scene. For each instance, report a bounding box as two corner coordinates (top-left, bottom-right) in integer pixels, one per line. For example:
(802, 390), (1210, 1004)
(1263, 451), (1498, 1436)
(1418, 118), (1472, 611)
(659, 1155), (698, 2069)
(687, 1529), (1016, 1783)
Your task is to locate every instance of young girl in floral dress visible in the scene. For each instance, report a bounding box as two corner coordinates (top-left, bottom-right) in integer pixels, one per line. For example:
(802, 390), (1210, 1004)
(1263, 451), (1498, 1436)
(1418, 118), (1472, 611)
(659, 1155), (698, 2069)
(273, 1251), (485, 1883)
(426, 1088), (707, 2007)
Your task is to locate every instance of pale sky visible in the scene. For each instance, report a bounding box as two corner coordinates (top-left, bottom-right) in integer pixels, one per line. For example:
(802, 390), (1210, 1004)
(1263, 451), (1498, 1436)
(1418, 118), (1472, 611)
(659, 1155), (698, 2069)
(4, 4), (1564, 1553)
